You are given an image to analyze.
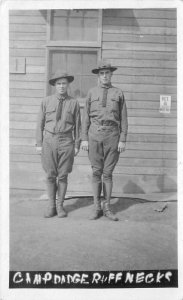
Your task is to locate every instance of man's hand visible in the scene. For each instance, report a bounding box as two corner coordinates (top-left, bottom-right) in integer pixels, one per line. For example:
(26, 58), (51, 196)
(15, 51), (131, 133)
(81, 141), (89, 151)
(75, 148), (79, 156)
(118, 142), (126, 153)
(36, 147), (42, 155)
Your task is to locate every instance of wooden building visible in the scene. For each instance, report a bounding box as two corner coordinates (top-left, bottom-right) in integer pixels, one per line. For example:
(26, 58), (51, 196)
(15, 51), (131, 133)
(9, 9), (177, 197)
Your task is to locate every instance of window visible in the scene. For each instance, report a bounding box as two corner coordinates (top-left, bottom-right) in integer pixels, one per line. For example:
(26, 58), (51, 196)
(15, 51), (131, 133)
(50, 10), (100, 43)
(46, 9), (102, 99)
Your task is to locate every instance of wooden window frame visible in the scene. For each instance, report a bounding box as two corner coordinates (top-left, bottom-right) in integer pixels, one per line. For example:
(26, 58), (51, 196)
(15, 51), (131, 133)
(46, 9), (103, 48)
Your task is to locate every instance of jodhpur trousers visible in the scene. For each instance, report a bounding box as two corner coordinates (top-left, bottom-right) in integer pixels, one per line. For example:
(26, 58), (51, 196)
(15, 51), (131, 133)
(41, 131), (75, 183)
(88, 124), (120, 184)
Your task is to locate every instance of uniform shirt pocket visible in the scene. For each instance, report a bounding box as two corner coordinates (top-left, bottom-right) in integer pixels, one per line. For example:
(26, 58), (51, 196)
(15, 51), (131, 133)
(45, 108), (56, 122)
(90, 97), (99, 112)
(66, 111), (74, 124)
(111, 97), (120, 112)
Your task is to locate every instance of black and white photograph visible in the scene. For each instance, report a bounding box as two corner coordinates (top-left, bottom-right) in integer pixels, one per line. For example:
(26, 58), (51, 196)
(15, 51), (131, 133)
(1, 0), (183, 299)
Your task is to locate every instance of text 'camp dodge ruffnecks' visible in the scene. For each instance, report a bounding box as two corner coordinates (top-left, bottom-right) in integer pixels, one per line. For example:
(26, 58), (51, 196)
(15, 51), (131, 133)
(10, 270), (176, 288)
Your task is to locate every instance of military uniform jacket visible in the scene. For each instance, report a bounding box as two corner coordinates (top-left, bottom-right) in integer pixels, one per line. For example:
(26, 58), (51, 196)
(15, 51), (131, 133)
(82, 85), (128, 142)
(36, 93), (81, 148)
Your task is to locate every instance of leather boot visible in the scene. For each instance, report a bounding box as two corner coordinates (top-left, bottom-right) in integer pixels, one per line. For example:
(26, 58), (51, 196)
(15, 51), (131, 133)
(57, 180), (67, 218)
(44, 180), (57, 218)
(89, 182), (103, 220)
(103, 182), (119, 221)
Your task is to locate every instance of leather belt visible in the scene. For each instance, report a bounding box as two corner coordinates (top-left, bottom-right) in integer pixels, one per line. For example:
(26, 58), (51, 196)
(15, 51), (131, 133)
(45, 130), (72, 137)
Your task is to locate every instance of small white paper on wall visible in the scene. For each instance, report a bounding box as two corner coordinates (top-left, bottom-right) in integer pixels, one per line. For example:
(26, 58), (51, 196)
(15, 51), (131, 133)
(159, 95), (171, 113)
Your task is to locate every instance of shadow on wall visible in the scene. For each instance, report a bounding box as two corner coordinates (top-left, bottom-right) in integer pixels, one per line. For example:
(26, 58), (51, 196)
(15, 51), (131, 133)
(103, 9), (140, 29)
(122, 175), (177, 194)
(157, 175), (177, 193)
(123, 181), (145, 194)
(40, 10), (47, 21)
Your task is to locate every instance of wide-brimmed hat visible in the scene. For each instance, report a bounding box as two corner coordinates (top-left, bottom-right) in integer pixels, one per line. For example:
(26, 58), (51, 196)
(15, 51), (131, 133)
(49, 70), (74, 86)
(92, 61), (117, 74)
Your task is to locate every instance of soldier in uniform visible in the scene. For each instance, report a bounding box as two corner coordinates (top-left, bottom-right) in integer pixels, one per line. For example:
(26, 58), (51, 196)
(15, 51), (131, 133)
(81, 61), (128, 221)
(36, 70), (81, 218)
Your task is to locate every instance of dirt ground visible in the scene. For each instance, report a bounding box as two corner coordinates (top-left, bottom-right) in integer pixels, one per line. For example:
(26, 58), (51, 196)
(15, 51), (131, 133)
(10, 195), (177, 271)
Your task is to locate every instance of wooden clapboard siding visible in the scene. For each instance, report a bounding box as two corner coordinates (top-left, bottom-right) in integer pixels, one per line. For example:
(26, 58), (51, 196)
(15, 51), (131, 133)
(9, 108), (178, 119)
(128, 111), (176, 118)
(25, 66), (46, 74)
(10, 97), (42, 105)
(9, 9), (177, 196)
(10, 123), (176, 136)
(103, 17), (176, 28)
(10, 113), (177, 127)
(10, 49), (45, 57)
(10, 74), (45, 81)
(10, 81), (45, 90)
(9, 10), (47, 195)
(10, 130), (177, 143)
(105, 59), (176, 69)
(129, 126), (176, 135)
(10, 40), (46, 49)
(115, 68), (177, 77)
(10, 145), (177, 160)
(10, 114), (38, 122)
(103, 42), (176, 52)
(10, 161), (176, 176)
(102, 33), (176, 44)
(9, 24), (46, 33)
(103, 50), (177, 61)
(10, 167), (177, 194)
(9, 10), (46, 16)
(103, 26), (176, 36)
(10, 136), (177, 151)
(125, 92), (177, 101)
(10, 89), (44, 97)
(9, 32), (47, 41)
(103, 9), (176, 19)
(114, 83), (176, 94)
(9, 15), (46, 25)
(10, 153), (176, 169)
(112, 74), (177, 85)
(10, 97), (177, 107)
(102, 8), (177, 193)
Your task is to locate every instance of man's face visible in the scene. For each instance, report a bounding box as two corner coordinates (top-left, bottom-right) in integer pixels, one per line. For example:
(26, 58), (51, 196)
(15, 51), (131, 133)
(55, 78), (69, 95)
(98, 69), (112, 85)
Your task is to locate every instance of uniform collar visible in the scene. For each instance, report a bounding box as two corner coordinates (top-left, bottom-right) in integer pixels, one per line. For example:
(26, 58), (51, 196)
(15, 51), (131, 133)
(56, 92), (68, 101)
(99, 83), (112, 89)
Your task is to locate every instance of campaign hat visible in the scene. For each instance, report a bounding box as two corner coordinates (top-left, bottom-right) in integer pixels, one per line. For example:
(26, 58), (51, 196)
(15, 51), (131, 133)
(92, 61), (117, 74)
(49, 70), (74, 86)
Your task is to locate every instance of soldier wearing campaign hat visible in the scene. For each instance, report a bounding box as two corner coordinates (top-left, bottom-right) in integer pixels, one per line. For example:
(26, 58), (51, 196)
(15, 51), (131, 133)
(81, 61), (128, 221)
(36, 70), (81, 218)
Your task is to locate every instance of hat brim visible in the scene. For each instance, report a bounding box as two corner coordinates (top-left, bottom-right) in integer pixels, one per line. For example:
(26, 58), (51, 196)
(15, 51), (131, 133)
(49, 75), (74, 86)
(92, 67), (117, 74)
